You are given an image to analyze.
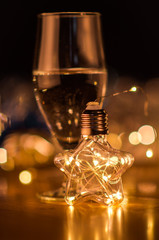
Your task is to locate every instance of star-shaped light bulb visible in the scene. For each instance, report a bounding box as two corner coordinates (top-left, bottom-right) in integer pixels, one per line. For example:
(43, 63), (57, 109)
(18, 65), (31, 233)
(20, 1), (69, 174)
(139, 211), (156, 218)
(54, 102), (134, 206)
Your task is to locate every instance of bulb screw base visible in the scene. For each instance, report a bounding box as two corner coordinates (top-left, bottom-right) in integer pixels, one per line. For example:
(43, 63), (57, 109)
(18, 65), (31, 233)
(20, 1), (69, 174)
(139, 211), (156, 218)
(81, 102), (108, 136)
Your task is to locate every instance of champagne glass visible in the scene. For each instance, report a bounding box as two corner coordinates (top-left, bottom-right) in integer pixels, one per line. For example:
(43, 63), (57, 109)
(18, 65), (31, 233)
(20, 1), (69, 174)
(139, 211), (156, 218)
(33, 12), (107, 201)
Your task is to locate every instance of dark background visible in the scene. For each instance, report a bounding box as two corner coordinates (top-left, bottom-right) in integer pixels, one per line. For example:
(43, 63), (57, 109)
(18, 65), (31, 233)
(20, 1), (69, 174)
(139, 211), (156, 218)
(0, 1), (159, 81)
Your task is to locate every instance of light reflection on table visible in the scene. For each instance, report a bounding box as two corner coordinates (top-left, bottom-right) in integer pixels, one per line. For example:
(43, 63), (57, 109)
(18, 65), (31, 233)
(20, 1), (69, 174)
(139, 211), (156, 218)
(0, 166), (159, 240)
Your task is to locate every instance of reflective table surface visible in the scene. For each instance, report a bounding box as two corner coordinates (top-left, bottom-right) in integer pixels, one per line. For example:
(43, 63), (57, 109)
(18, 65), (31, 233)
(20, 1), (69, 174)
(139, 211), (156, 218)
(0, 165), (159, 240)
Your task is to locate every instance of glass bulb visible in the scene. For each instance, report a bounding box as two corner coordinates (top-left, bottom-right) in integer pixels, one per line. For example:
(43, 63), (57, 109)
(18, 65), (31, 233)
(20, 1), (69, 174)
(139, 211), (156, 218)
(54, 102), (134, 206)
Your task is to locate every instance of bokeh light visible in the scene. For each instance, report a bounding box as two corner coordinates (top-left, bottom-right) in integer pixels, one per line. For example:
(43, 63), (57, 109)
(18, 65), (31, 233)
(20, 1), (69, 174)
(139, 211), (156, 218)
(138, 125), (156, 145)
(129, 131), (142, 145)
(146, 149), (153, 158)
(19, 170), (32, 185)
(0, 148), (7, 164)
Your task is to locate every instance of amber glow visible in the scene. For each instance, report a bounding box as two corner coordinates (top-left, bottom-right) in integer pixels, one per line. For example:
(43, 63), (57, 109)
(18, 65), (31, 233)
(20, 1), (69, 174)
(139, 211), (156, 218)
(21, 134), (54, 157)
(34, 138), (53, 157)
(147, 212), (154, 240)
(138, 182), (157, 194)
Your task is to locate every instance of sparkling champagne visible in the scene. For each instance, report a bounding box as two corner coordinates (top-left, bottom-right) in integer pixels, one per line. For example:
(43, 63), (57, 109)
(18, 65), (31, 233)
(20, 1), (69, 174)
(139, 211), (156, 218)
(33, 68), (107, 149)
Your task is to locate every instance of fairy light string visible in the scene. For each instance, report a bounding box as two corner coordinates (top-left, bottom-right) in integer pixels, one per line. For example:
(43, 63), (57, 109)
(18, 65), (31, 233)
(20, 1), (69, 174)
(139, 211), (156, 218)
(55, 101), (134, 206)
(55, 135), (134, 206)
(96, 86), (149, 117)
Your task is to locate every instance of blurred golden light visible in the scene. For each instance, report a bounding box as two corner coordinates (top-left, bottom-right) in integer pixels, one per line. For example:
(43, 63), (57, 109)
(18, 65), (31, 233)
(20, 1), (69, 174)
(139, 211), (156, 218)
(146, 149), (153, 158)
(19, 170), (32, 185)
(42, 89), (47, 92)
(130, 86), (137, 92)
(1, 158), (14, 171)
(147, 211), (154, 240)
(117, 207), (122, 220)
(138, 125), (156, 145)
(0, 148), (7, 164)
(68, 205), (74, 214)
(138, 182), (157, 194)
(107, 133), (122, 149)
(68, 108), (73, 114)
(74, 118), (79, 126)
(128, 131), (142, 145)
(21, 134), (54, 157)
(34, 138), (54, 157)
(56, 121), (63, 130)
(68, 120), (72, 125)
(108, 206), (113, 217)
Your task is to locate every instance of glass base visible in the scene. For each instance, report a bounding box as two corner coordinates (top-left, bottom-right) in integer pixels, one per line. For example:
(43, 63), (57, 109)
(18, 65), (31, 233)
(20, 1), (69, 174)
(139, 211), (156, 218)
(37, 187), (66, 204)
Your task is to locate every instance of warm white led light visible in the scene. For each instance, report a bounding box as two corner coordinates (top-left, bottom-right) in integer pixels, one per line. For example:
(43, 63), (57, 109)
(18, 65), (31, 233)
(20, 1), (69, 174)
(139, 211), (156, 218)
(75, 161), (80, 167)
(130, 86), (137, 92)
(19, 170), (32, 185)
(103, 175), (108, 181)
(69, 157), (73, 163)
(60, 168), (65, 172)
(146, 149), (153, 158)
(93, 160), (99, 166)
(66, 160), (70, 165)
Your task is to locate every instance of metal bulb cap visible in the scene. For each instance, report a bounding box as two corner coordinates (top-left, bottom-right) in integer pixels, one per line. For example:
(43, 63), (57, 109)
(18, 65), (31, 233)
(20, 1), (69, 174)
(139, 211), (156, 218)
(81, 102), (108, 136)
